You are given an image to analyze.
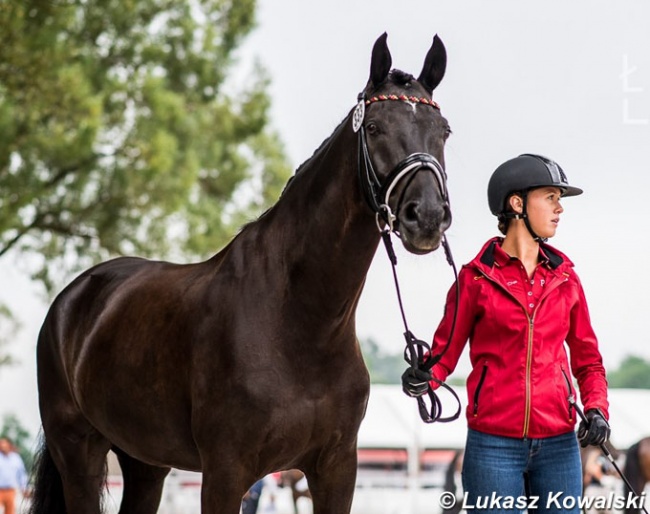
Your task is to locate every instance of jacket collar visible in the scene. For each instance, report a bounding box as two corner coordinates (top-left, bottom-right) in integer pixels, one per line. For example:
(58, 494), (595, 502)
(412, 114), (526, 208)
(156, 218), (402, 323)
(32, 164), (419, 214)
(477, 237), (568, 271)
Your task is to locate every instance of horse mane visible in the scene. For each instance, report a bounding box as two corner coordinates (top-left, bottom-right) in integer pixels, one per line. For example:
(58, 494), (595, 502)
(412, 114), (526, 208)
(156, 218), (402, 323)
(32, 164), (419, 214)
(230, 115), (351, 238)
(291, 114), (352, 178)
(231, 112), (349, 237)
(237, 69), (415, 235)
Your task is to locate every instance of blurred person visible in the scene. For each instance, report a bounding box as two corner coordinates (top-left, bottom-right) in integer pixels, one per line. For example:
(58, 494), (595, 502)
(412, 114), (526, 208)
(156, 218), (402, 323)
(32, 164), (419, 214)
(242, 478), (265, 514)
(583, 449), (618, 514)
(402, 154), (610, 513)
(0, 437), (28, 514)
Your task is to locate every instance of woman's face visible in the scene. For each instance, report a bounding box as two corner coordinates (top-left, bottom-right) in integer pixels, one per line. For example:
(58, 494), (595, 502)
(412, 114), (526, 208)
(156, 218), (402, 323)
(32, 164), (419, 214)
(525, 186), (564, 239)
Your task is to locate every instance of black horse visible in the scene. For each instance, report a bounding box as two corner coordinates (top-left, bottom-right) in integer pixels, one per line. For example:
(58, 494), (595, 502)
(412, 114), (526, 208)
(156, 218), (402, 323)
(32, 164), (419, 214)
(29, 33), (452, 513)
(623, 437), (650, 514)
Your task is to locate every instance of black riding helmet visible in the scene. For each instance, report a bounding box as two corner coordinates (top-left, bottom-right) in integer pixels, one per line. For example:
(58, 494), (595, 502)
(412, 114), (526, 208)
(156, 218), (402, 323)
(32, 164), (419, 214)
(487, 154), (583, 241)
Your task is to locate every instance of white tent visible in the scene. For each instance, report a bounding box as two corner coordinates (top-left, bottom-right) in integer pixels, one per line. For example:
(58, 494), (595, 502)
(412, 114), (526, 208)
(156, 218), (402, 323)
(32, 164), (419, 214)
(605, 388), (650, 449)
(359, 385), (650, 452)
(358, 384), (467, 450)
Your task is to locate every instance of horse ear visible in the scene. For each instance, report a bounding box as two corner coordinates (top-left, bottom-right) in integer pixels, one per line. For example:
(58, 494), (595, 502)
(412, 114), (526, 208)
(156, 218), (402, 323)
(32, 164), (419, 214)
(369, 32), (392, 87)
(418, 34), (447, 93)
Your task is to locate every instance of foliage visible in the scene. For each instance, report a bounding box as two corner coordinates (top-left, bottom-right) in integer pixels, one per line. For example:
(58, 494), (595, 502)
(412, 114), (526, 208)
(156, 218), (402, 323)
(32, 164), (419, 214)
(360, 337), (405, 384)
(607, 354), (650, 389)
(445, 376), (467, 387)
(0, 413), (33, 471)
(360, 342), (650, 390)
(360, 338), (468, 385)
(0, 303), (20, 369)
(0, 0), (291, 293)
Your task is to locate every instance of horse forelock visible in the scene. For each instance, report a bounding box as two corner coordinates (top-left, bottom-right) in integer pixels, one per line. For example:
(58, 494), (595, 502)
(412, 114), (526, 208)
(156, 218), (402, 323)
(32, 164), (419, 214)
(389, 69), (415, 86)
(366, 69), (430, 101)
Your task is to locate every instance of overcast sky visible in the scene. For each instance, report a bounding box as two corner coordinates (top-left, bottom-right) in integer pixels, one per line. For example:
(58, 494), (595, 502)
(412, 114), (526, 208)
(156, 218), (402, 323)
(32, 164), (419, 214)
(1, 0), (650, 438)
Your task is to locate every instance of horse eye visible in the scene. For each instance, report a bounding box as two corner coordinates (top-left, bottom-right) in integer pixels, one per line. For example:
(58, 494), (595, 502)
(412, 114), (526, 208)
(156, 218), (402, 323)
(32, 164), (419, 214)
(366, 122), (379, 135)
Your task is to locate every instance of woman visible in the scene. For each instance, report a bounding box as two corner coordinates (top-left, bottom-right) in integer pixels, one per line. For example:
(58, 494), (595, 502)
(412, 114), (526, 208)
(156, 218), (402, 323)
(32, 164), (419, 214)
(403, 154), (610, 513)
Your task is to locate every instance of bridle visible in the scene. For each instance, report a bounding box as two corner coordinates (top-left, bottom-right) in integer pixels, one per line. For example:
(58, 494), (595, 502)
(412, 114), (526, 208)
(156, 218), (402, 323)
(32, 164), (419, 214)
(353, 90), (462, 424)
(354, 92), (449, 232)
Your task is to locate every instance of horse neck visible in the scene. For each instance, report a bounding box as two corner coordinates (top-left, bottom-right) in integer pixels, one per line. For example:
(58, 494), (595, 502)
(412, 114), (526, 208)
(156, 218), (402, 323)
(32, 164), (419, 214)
(259, 122), (381, 324)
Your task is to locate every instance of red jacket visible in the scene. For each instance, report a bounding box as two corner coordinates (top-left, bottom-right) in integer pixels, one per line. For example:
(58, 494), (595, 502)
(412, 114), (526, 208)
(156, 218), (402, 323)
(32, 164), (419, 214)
(430, 237), (608, 439)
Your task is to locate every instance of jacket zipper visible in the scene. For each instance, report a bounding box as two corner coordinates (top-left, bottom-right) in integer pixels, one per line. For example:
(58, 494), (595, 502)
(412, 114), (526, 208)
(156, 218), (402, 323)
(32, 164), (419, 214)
(473, 362), (488, 415)
(522, 314), (534, 437)
(477, 268), (568, 438)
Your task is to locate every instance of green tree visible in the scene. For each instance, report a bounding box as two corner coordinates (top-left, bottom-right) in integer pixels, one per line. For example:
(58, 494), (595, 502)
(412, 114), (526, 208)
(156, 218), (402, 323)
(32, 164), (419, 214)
(0, 414), (33, 471)
(607, 355), (650, 389)
(0, 0), (291, 293)
(360, 337), (467, 386)
(360, 338), (405, 384)
(0, 304), (20, 370)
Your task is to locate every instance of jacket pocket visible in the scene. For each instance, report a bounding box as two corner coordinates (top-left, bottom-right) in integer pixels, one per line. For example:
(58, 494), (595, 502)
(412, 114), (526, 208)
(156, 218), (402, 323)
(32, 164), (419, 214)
(561, 366), (574, 422)
(473, 362), (489, 416)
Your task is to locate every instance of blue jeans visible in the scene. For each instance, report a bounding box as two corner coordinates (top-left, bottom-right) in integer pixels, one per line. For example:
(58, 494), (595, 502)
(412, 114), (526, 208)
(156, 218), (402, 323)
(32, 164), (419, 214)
(462, 428), (582, 514)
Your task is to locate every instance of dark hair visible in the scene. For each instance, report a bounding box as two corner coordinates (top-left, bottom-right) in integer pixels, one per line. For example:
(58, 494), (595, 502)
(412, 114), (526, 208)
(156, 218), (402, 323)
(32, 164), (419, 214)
(496, 191), (522, 235)
(497, 216), (509, 235)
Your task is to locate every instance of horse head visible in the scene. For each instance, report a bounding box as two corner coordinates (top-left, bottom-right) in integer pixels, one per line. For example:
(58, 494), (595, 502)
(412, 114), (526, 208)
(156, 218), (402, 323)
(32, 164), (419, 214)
(356, 33), (451, 254)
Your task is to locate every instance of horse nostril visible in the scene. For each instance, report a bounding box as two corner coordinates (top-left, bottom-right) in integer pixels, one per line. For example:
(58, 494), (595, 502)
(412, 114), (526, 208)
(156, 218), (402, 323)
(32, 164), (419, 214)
(404, 202), (419, 223)
(443, 203), (452, 223)
(401, 200), (450, 231)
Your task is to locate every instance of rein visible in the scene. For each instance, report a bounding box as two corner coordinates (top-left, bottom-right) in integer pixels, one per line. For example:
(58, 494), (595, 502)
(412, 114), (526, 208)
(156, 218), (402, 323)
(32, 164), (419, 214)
(353, 91), (462, 424)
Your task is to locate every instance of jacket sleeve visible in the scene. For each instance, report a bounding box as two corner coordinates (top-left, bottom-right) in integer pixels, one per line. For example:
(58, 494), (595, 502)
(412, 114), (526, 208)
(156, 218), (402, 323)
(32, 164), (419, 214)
(565, 273), (609, 419)
(429, 266), (478, 387)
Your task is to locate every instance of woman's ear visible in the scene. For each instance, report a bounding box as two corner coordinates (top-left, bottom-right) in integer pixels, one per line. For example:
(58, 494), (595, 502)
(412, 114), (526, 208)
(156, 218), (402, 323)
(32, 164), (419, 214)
(509, 194), (524, 214)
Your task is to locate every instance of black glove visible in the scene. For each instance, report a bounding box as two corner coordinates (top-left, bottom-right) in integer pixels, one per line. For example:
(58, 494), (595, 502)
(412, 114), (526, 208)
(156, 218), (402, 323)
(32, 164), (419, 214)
(401, 367), (432, 398)
(577, 408), (611, 448)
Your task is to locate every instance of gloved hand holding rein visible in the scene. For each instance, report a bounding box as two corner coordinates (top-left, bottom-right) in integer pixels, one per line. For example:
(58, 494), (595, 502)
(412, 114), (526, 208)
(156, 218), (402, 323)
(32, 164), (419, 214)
(577, 408), (611, 448)
(401, 367), (432, 398)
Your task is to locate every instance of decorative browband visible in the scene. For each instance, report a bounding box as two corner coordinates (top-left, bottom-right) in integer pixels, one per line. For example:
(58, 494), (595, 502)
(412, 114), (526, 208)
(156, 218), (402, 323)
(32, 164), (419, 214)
(365, 94), (440, 109)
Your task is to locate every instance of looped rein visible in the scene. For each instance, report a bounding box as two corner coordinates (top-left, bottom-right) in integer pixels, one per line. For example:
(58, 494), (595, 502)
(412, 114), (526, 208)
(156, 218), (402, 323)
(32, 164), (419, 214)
(353, 90), (461, 424)
(383, 229), (462, 424)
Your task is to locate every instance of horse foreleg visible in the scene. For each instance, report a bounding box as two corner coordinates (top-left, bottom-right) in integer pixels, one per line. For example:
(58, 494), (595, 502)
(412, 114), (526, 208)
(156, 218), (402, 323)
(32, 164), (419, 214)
(304, 450), (357, 514)
(200, 463), (256, 514)
(113, 447), (171, 514)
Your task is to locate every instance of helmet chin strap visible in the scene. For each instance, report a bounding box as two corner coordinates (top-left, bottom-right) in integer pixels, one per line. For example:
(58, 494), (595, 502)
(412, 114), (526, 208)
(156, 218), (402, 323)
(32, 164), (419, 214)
(503, 192), (547, 243)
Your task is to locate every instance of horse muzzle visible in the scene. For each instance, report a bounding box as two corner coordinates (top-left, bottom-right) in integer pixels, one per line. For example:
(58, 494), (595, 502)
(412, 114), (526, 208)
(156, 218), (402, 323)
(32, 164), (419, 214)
(381, 154), (452, 254)
(397, 198), (451, 254)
